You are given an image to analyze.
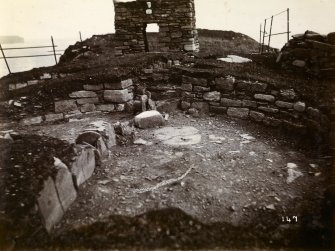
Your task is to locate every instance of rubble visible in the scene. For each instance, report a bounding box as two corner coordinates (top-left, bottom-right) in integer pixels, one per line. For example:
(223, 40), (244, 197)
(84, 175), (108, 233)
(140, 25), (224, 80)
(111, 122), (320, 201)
(277, 30), (335, 77)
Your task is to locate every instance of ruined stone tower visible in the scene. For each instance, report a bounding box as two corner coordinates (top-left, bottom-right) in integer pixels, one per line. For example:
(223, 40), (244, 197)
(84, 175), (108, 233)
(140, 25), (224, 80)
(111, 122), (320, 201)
(113, 0), (199, 56)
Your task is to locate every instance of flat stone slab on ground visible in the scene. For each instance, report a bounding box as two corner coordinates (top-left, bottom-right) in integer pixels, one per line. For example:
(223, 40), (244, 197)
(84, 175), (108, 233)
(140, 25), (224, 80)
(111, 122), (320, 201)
(154, 126), (201, 146)
(134, 111), (165, 129)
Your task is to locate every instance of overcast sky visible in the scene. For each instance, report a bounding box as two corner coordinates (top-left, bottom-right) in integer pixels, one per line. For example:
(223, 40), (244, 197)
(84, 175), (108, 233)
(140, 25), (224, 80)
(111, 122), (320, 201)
(1, 0), (335, 48)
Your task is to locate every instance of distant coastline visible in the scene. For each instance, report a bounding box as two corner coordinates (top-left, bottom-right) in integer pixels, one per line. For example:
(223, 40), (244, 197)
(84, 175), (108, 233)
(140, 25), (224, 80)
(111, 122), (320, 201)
(0, 36), (24, 44)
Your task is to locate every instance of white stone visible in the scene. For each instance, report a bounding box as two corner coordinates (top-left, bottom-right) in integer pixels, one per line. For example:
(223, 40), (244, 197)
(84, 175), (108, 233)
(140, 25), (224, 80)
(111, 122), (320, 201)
(146, 9), (152, 14)
(134, 110), (165, 129)
(218, 55), (252, 63)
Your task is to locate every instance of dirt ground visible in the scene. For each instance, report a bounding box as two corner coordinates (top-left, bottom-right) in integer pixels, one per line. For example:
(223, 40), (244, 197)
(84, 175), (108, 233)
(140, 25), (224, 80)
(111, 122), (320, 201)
(4, 110), (331, 250)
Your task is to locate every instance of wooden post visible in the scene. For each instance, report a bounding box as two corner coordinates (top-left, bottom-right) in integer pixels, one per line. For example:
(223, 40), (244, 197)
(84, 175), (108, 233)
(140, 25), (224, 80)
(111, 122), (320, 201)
(259, 24), (262, 53)
(287, 8), (290, 42)
(0, 43), (11, 74)
(51, 36), (57, 64)
(79, 31), (83, 43)
(261, 19), (267, 53)
(268, 16), (274, 52)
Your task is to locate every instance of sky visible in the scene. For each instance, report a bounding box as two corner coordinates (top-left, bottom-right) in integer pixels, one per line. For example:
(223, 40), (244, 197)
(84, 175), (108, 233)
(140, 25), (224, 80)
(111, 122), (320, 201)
(1, 0), (335, 48)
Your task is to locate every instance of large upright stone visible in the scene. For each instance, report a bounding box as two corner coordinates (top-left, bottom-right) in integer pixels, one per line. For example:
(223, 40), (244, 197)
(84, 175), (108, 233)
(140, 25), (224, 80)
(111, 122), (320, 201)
(71, 145), (96, 187)
(83, 121), (116, 149)
(54, 160), (77, 211)
(134, 111), (165, 129)
(37, 177), (64, 232)
(104, 90), (133, 103)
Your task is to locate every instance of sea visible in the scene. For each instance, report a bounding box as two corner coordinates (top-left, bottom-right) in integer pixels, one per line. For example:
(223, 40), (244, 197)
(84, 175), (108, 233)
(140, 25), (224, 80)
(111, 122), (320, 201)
(0, 37), (79, 78)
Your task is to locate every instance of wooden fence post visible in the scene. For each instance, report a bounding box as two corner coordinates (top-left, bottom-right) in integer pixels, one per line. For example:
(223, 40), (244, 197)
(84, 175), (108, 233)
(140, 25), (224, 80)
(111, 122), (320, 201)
(268, 16), (274, 52)
(287, 8), (290, 42)
(51, 36), (57, 64)
(261, 19), (267, 53)
(0, 43), (11, 74)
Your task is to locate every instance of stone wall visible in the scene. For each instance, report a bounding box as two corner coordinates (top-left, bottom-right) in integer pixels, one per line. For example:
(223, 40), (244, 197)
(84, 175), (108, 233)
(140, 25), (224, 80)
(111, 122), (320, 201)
(277, 30), (335, 78)
(178, 74), (330, 141)
(114, 0), (199, 55)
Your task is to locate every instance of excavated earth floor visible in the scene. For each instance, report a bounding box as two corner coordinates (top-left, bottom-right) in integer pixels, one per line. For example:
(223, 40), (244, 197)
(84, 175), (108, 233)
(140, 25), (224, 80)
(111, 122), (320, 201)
(2, 110), (332, 250)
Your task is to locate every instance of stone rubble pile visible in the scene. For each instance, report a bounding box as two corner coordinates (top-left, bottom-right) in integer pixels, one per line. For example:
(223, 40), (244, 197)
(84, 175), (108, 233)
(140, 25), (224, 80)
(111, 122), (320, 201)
(277, 30), (335, 77)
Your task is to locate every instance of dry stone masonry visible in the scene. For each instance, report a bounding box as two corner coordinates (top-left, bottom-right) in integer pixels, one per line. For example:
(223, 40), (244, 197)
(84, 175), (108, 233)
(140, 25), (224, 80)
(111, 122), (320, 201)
(277, 30), (335, 78)
(113, 0), (199, 55)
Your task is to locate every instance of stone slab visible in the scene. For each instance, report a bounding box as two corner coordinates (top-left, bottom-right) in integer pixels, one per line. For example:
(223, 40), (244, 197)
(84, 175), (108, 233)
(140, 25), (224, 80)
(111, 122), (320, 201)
(37, 177), (64, 232)
(54, 163), (77, 211)
(71, 145), (96, 187)
(227, 108), (249, 119)
(83, 121), (116, 149)
(69, 91), (98, 98)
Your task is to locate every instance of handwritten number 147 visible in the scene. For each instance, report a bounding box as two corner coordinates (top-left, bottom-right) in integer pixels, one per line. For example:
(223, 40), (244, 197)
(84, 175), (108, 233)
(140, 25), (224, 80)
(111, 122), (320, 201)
(282, 216), (298, 223)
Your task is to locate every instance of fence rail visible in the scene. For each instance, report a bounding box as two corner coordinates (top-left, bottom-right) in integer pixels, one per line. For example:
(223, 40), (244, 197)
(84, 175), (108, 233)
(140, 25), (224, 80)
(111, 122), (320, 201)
(0, 36), (60, 75)
(259, 8), (291, 53)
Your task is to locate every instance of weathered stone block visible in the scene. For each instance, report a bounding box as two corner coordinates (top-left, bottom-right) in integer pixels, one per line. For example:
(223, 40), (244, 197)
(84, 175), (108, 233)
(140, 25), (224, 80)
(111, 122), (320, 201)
(293, 101), (306, 112)
(83, 84), (103, 91)
(180, 101), (191, 110)
(227, 108), (249, 119)
(83, 121), (116, 148)
(54, 164), (77, 211)
(250, 111), (265, 122)
(71, 145), (96, 187)
(275, 101), (294, 109)
(9, 84), (16, 91)
(210, 106), (227, 114)
(254, 94), (275, 103)
(203, 91), (221, 102)
(40, 73), (52, 80)
(27, 80), (39, 86)
(69, 91), (97, 98)
(16, 83), (27, 89)
(45, 113), (64, 122)
(263, 117), (282, 127)
(236, 81), (267, 92)
(104, 79), (133, 90)
(96, 104), (115, 112)
(191, 102), (209, 113)
(55, 100), (78, 113)
(292, 60), (306, 67)
(181, 83), (193, 92)
(115, 104), (125, 112)
(242, 100), (257, 108)
(37, 177), (64, 232)
(104, 90), (133, 103)
(76, 98), (99, 105)
(193, 86), (210, 92)
(220, 98), (242, 107)
(215, 76), (235, 91)
(80, 103), (96, 113)
(134, 111), (165, 129)
(258, 106), (279, 113)
(280, 89), (297, 100)
(183, 75), (208, 87)
(20, 116), (43, 125)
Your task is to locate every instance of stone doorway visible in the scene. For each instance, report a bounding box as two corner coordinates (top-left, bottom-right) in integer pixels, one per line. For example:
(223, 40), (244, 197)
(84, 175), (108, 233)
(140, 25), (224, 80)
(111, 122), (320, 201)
(143, 23), (160, 52)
